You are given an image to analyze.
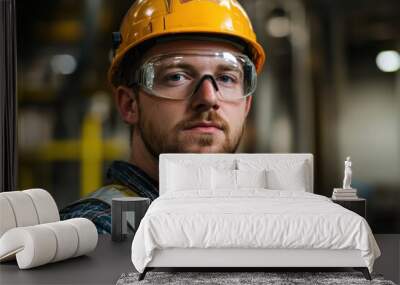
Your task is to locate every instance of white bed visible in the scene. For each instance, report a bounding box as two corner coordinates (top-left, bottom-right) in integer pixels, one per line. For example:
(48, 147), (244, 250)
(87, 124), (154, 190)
(131, 153), (381, 280)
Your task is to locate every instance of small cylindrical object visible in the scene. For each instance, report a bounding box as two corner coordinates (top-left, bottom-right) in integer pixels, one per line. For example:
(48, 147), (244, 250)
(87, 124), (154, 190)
(111, 197), (150, 242)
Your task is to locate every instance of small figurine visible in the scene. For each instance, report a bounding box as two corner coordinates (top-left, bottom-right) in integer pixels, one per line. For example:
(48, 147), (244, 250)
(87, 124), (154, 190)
(343, 156), (352, 189)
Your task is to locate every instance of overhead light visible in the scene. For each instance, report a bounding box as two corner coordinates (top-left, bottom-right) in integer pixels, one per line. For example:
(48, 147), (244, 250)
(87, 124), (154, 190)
(51, 54), (77, 75)
(265, 16), (291, 38)
(376, 50), (400, 73)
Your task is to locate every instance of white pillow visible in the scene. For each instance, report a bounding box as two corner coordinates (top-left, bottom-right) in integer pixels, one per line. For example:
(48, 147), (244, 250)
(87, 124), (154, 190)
(212, 168), (237, 190)
(167, 162), (212, 191)
(236, 169), (267, 188)
(266, 166), (306, 191)
(211, 168), (268, 190)
(237, 159), (309, 191)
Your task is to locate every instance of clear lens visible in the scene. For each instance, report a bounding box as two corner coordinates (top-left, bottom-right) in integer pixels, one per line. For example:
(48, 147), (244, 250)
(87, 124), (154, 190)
(135, 51), (257, 101)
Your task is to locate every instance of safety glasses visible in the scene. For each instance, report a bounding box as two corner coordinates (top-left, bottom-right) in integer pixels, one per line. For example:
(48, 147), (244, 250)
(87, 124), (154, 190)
(131, 51), (257, 102)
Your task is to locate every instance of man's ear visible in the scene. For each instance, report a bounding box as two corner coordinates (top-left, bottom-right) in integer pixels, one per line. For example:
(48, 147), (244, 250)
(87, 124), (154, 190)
(113, 86), (139, 124)
(244, 95), (252, 117)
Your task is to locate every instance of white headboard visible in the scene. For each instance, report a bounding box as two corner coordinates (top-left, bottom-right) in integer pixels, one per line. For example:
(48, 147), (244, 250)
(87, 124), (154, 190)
(159, 153), (314, 195)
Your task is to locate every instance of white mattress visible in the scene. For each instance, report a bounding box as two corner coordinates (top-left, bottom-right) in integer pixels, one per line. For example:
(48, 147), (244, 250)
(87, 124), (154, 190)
(131, 190), (381, 273)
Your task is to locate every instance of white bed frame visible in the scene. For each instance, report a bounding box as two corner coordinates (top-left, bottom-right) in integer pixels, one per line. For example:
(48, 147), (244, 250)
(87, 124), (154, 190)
(140, 154), (371, 280)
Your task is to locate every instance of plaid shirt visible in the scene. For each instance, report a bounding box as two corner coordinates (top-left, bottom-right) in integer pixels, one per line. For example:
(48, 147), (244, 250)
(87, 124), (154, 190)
(59, 161), (159, 234)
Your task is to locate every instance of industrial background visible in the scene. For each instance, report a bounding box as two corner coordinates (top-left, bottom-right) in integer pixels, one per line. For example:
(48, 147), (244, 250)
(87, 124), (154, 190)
(15, 0), (400, 233)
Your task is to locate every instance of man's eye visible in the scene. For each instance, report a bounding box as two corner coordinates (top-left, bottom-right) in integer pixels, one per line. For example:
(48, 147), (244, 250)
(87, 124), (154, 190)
(159, 72), (191, 87)
(166, 73), (186, 82)
(218, 74), (237, 84)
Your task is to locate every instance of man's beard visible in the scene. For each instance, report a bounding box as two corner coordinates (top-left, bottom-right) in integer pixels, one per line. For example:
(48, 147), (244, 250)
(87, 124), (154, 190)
(137, 109), (245, 160)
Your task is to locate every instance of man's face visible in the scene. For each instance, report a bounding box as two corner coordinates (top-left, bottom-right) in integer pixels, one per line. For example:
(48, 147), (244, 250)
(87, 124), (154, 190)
(133, 40), (252, 158)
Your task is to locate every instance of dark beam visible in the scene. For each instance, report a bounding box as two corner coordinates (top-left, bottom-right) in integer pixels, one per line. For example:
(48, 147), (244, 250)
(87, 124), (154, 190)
(0, 0), (18, 192)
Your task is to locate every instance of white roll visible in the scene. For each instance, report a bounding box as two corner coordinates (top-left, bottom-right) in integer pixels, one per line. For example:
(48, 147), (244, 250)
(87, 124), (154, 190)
(0, 226), (57, 269)
(0, 218), (97, 269)
(23, 188), (59, 224)
(1, 192), (39, 227)
(65, 218), (98, 257)
(42, 221), (78, 262)
(0, 195), (17, 238)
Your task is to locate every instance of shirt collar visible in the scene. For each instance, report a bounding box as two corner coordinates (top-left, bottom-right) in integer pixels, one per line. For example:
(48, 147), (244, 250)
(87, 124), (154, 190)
(106, 160), (159, 201)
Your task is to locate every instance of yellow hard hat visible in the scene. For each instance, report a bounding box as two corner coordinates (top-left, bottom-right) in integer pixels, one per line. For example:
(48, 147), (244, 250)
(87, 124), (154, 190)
(109, 0), (266, 88)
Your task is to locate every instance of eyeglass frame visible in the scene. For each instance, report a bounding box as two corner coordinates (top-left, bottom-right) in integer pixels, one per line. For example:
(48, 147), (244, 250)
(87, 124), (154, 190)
(128, 51), (258, 102)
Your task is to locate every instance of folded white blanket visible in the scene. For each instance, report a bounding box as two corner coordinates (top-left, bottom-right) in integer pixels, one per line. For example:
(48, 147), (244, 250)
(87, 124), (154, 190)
(131, 190), (381, 273)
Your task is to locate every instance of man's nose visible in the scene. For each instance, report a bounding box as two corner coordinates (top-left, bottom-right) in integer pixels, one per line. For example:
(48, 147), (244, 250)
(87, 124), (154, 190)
(190, 75), (220, 111)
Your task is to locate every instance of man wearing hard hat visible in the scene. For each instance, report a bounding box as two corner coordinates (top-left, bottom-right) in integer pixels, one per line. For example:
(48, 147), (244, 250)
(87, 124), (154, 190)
(60, 0), (265, 234)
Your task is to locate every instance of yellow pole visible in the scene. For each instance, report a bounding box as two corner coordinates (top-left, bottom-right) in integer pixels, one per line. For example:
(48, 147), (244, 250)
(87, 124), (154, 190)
(80, 113), (103, 197)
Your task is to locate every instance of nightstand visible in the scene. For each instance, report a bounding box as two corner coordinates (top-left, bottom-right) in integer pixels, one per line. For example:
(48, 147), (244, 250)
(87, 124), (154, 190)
(111, 197), (151, 242)
(331, 198), (366, 219)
